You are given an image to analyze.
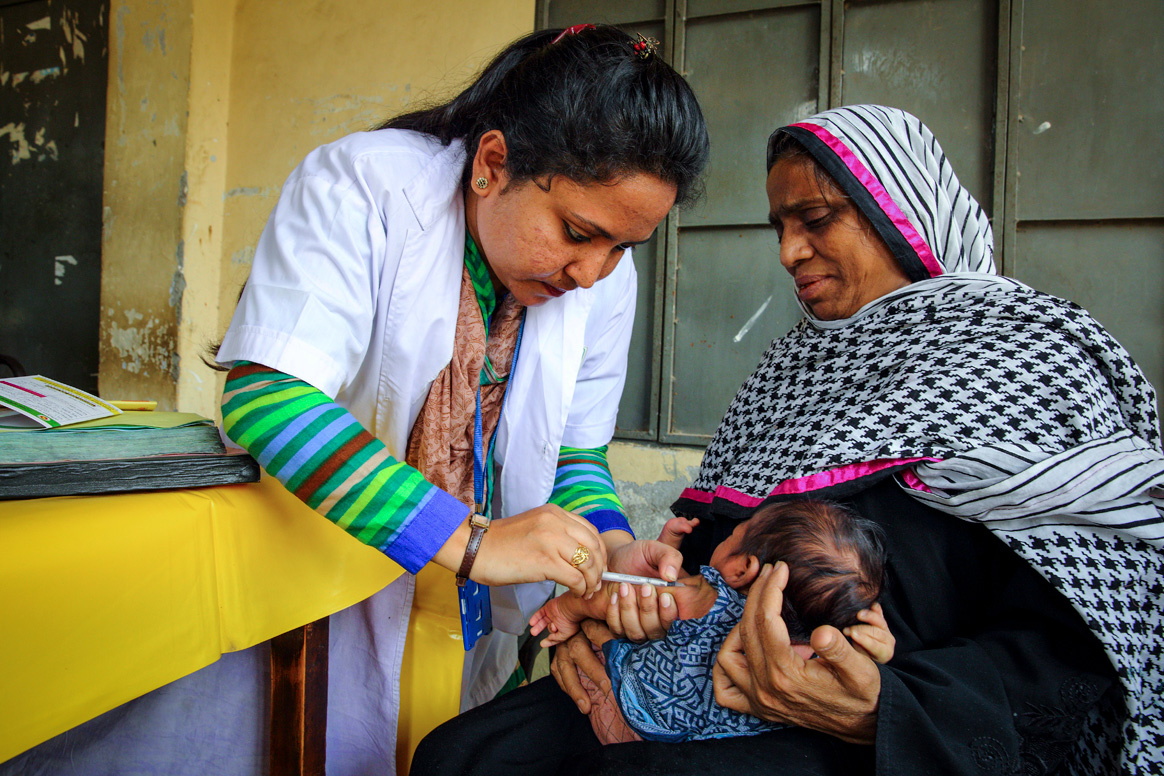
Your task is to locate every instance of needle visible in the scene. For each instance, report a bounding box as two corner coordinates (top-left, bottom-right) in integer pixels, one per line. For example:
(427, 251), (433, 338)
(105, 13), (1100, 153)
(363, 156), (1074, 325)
(601, 571), (686, 588)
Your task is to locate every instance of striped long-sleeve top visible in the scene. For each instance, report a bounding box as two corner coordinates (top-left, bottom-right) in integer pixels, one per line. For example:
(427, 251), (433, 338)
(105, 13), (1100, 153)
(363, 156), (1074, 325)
(221, 235), (631, 573)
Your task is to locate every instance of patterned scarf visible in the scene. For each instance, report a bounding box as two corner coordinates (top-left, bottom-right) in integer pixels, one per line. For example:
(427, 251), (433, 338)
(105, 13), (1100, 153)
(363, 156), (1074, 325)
(674, 105), (1164, 774)
(405, 263), (524, 507)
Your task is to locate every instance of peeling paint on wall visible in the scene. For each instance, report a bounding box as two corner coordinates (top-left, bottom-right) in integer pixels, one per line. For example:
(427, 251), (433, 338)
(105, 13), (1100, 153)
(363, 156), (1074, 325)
(170, 240), (186, 311)
(114, 3), (128, 131)
(225, 186), (263, 198)
(0, 123), (32, 164)
(54, 255), (77, 286)
(607, 441), (705, 538)
(30, 66), (62, 83)
(60, 8), (88, 63)
(107, 314), (174, 376)
(299, 93), (388, 136)
(230, 245), (256, 265)
(141, 26), (167, 56)
(0, 121), (64, 164)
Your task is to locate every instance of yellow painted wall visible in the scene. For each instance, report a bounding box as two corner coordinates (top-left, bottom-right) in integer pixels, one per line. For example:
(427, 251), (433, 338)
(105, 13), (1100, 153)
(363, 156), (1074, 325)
(100, 0), (196, 410)
(100, 0), (535, 415)
(217, 0), (537, 415)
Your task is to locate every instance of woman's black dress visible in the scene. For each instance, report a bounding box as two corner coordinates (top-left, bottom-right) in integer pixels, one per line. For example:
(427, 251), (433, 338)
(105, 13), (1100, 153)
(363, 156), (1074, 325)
(411, 477), (1118, 776)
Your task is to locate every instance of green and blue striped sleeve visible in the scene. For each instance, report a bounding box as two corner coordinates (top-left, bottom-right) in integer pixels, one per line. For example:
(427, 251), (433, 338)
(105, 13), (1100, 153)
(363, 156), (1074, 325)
(548, 445), (633, 536)
(221, 361), (467, 573)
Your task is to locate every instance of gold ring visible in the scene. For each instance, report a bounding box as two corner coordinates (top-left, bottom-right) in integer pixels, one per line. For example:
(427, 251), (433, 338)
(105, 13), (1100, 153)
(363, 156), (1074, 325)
(570, 545), (590, 567)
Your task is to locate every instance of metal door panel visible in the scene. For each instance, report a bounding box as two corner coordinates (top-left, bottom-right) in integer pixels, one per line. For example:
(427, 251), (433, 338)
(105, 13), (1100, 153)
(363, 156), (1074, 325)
(841, 0), (998, 213)
(547, 0), (665, 26)
(681, 5), (821, 228)
(1013, 0), (1164, 221)
(616, 233), (661, 436)
(688, 0), (814, 18)
(668, 226), (801, 438)
(0, 0), (108, 391)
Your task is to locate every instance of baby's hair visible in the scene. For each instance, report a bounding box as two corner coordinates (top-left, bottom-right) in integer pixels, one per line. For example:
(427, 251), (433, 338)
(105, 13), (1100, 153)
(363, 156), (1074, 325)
(736, 499), (886, 643)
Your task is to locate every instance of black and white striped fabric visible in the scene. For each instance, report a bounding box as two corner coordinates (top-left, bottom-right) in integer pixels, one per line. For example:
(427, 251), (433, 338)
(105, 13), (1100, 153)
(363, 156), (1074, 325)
(677, 105), (1164, 774)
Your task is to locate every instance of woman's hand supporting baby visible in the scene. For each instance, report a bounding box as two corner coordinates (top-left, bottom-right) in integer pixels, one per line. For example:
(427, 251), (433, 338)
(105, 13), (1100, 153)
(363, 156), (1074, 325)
(550, 622), (617, 714)
(713, 562), (882, 744)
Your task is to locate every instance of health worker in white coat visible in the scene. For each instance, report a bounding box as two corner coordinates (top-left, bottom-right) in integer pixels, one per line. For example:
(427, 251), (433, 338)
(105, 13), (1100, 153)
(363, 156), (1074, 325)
(213, 24), (709, 773)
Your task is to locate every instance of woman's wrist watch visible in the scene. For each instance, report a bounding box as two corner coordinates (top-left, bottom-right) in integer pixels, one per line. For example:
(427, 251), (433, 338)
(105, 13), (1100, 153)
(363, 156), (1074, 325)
(456, 511), (491, 586)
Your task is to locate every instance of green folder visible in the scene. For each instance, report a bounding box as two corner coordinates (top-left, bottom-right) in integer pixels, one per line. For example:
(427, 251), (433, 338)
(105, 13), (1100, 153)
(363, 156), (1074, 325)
(0, 412), (260, 500)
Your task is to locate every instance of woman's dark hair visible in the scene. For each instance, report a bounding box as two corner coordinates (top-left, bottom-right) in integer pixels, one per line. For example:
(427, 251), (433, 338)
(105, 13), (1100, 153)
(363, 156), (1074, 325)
(766, 130), (846, 201)
(736, 499), (886, 643)
(378, 26), (709, 207)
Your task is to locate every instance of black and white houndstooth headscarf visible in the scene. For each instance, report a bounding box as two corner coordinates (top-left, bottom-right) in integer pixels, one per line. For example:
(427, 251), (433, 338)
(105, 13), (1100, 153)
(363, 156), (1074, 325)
(674, 105), (1164, 774)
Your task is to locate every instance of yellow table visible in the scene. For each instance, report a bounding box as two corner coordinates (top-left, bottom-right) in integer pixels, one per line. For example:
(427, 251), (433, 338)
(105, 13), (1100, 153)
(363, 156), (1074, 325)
(0, 476), (464, 772)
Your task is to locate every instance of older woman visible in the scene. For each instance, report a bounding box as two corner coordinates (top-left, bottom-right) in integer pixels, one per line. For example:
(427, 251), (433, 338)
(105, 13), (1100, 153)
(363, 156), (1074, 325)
(412, 105), (1164, 776)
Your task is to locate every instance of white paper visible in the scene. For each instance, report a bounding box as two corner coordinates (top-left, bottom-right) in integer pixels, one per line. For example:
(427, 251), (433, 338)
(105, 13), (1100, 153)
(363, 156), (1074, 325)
(0, 376), (121, 429)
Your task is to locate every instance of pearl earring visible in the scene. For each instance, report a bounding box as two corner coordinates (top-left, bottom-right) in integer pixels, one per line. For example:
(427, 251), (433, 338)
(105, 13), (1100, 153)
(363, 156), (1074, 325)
(475, 177), (488, 190)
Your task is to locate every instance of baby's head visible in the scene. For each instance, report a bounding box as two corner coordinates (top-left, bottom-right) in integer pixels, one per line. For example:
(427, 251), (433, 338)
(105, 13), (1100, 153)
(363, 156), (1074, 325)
(709, 499), (886, 643)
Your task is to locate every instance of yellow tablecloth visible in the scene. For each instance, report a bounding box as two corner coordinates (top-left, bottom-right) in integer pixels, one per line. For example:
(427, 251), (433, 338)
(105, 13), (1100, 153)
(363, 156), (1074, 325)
(0, 476), (464, 768)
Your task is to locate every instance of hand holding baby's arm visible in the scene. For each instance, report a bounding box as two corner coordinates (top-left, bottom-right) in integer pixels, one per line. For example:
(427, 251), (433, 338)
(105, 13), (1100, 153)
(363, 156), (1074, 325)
(657, 516), (699, 550)
(843, 603), (895, 664)
(530, 595), (582, 647)
(530, 584), (618, 647)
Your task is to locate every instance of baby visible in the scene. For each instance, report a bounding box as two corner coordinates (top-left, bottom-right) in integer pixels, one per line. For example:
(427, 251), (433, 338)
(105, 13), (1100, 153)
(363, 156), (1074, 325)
(529, 499), (894, 743)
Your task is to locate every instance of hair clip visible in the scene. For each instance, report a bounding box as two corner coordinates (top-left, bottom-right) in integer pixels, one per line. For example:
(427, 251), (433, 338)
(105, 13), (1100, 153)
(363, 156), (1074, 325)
(632, 33), (659, 60)
(551, 24), (596, 44)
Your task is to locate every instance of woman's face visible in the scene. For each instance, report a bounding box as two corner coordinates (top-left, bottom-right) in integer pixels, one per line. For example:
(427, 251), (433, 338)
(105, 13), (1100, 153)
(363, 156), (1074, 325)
(766, 157), (910, 320)
(467, 133), (676, 308)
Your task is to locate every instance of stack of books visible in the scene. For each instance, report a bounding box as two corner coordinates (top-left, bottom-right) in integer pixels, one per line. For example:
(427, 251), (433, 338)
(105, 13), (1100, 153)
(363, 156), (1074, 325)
(0, 376), (259, 500)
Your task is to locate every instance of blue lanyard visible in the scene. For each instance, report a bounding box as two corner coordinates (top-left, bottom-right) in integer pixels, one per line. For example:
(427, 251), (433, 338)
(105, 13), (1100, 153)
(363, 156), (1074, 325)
(461, 311), (525, 651)
(472, 312), (526, 516)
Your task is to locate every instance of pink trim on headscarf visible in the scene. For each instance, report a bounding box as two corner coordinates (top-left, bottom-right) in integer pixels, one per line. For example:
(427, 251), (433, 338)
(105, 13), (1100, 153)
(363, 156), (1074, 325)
(713, 486), (766, 508)
(679, 486), (766, 508)
(679, 487), (715, 504)
(680, 457), (940, 507)
(899, 467), (934, 493)
(789, 122), (945, 279)
(768, 457), (941, 496)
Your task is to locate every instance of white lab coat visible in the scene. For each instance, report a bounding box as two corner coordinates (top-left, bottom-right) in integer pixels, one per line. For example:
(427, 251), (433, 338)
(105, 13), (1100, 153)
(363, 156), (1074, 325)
(216, 129), (637, 770)
(0, 129), (638, 776)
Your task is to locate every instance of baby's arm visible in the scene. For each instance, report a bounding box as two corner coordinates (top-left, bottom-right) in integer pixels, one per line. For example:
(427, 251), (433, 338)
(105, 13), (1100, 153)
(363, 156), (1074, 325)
(532, 574), (717, 647)
(657, 516), (699, 550)
(843, 602), (896, 664)
(530, 585), (617, 647)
